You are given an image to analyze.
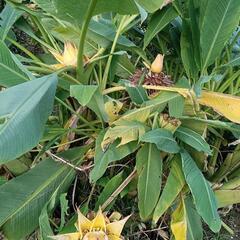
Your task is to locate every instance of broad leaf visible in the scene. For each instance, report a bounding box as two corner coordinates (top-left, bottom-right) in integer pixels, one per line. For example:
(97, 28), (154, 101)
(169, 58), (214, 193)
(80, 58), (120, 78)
(90, 131), (138, 182)
(0, 4), (22, 40)
(215, 190), (240, 208)
(180, 150), (221, 232)
(198, 91), (240, 124)
(102, 120), (146, 148)
(0, 41), (30, 87)
(34, 0), (138, 26)
(95, 171), (124, 211)
(0, 147), (88, 239)
(175, 126), (211, 154)
(0, 74), (58, 163)
(126, 86), (148, 105)
(136, 0), (164, 13)
(185, 197), (203, 240)
(153, 156), (185, 222)
(170, 197), (187, 240)
(141, 128), (180, 153)
(71, 85), (108, 122)
(200, 0), (240, 70)
(136, 143), (162, 219)
(144, 6), (178, 47)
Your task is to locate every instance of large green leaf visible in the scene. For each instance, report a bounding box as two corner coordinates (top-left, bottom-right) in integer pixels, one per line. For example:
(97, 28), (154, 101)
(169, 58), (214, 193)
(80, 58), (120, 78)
(95, 171), (124, 211)
(144, 6), (178, 47)
(33, 0), (138, 26)
(185, 197), (203, 240)
(136, 0), (164, 13)
(215, 190), (240, 208)
(0, 3), (22, 40)
(0, 41), (31, 87)
(0, 74), (58, 163)
(141, 128), (180, 153)
(153, 156), (185, 222)
(0, 147), (88, 240)
(70, 85), (108, 122)
(137, 143), (162, 219)
(180, 150), (221, 233)
(200, 0), (240, 70)
(90, 131), (138, 182)
(175, 126), (211, 154)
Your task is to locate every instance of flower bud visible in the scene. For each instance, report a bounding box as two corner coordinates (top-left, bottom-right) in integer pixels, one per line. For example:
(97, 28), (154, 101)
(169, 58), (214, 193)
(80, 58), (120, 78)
(150, 54), (164, 73)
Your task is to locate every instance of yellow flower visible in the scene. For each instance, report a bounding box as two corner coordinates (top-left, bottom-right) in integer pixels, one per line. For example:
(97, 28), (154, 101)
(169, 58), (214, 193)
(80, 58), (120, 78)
(50, 209), (130, 240)
(50, 42), (78, 69)
(150, 54), (164, 73)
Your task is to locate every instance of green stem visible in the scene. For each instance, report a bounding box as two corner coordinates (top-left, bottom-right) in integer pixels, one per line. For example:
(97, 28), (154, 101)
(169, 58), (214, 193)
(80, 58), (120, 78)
(101, 16), (127, 91)
(76, 0), (98, 82)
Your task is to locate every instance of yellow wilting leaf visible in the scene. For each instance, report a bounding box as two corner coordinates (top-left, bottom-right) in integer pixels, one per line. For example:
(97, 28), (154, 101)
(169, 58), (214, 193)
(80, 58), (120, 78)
(171, 197), (187, 240)
(101, 120), (146, 149)
(198, 91), (240, 124)
(105, 99), (123, 123)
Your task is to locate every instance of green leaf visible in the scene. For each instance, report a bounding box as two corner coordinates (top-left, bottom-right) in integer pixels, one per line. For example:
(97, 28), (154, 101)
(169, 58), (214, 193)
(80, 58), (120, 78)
(34, 0), (138, 26)
(223, 56), (240, 67)
(137, 143), (162, 219)
(181, 19), (199, 79)
(70, 85), (108, 122)
(141, 129), (180, 153)
(180, 150), (221, 233)
(136, 0), (164, 13)
(102, 120), (146, 148)
(168, 95), (184, 117)
(0, 41), (31, 87)
(0, 147), (88, 240)
(144, 6), (178, 47)
(0, 3), (22, 40)
(175, 127), (211, 154)
(185, 197), (203, 240)
(200, 0), (240, 70)
(153, 156), (185, 222)
(0, 74), (58, 163)
(95, 171), (124, 211)
(215, 190), (240, 208)
(126, 86), (148, 105)
(90, 131), (138, 183)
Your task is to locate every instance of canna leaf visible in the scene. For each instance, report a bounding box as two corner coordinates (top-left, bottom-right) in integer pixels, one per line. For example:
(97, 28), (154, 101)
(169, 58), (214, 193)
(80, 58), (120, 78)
(175, 126), (211, 154)
(153, 156), (185, 222)
(0, 74), (58, 163)
(136, 143), (162, 219)
(141, 128), (180, 153)
(215, 190), (240, 208)
(180, 150), (221, 233)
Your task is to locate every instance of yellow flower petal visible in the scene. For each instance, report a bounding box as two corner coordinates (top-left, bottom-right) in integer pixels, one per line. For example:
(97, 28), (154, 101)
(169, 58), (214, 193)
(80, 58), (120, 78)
(49, 232), (81, 240)
(106, 216), (130, 238)
(63, 42), (78, 66)
(76, 208), (92, 235)
(50, 50), (64, 65)
(91, 209), (106, 231)
(150, 54), (164, 73)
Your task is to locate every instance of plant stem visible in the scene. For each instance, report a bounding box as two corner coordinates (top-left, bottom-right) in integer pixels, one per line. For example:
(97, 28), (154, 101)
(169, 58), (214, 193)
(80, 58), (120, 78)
(101, 16), (127, 91)
(76, 0), (97, 82)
